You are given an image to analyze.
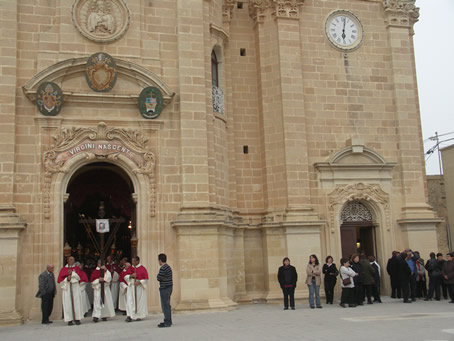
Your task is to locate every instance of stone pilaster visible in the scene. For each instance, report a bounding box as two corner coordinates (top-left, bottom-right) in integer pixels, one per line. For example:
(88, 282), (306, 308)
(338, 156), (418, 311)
(0, 207), (27, 326)
(383, 0), (441, 247)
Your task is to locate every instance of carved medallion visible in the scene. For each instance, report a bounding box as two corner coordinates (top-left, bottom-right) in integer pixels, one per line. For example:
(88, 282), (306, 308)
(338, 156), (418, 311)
(72, 0), (130, 43)
(138, 87), (164, 119)
(36, 82), (63, 116)
(85, 52), (118, 92)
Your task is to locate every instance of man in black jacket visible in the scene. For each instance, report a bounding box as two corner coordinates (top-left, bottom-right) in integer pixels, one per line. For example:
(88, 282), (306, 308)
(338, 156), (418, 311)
(278, 257), (298, 310)
(386, 251), (401, 298)
(35, 264), (57, 324)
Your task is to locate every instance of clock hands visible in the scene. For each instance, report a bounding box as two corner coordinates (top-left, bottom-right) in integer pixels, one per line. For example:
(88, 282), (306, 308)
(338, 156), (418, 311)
(341, 17), (347, 42)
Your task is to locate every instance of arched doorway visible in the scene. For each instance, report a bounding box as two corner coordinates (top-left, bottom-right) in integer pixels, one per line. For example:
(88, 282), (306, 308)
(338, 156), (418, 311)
(340, 201), (377, 258)
(63, 162), (136, 270)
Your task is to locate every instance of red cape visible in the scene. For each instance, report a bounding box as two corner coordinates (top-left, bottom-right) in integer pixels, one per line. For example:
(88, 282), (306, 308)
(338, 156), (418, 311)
(79, 269), (89, 283)
(90, 268), (109, 282)
(106, 263), (121, 274)
(133, 265), (149, 280)
(57, 266), (82, 283)
(119, 267), (134, 284)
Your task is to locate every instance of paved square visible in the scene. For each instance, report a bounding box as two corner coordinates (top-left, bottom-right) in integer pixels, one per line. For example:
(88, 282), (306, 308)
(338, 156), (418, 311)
(1, 298), (453, 341)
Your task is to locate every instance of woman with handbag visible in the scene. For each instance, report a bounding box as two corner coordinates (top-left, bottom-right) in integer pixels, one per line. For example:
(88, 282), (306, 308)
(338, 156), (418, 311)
(340, 258), (358, 308)
(306, 254), (322, 309)
(322, 256), (338, 304)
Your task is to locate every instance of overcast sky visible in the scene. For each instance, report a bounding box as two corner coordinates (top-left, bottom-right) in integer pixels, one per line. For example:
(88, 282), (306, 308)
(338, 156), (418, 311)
(414, 0), (454, 175)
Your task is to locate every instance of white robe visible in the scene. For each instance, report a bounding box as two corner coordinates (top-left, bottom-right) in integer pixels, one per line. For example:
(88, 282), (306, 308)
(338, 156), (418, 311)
(92, 268), (115, 319)
(80, 282), (91, 314)
(110, 270), (120, 309)
(60, 268), (83, 322)
(125, 273), (148, 320)
(118, 281), (128, 311)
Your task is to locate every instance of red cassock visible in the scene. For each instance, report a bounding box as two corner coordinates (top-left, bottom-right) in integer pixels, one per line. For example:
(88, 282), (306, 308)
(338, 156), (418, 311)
(119, 267), (134, 285)
(106, 263), (121, 275)
(90, 268), (105, 282)
(57, 266), (82, 283)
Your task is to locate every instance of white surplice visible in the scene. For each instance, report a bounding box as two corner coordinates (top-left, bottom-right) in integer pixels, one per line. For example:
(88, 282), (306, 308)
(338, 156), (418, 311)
(92, 268), (115, 319)
(110, 270), (120, 309)
(80, 281), (91, 314)
(118, 281), (128, 311)
(125, 273), (148, 320)
(60, 268), (83, 322)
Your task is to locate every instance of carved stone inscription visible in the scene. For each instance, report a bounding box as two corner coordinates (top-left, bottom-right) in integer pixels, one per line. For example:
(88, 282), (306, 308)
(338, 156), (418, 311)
(43, 122), (156, 218)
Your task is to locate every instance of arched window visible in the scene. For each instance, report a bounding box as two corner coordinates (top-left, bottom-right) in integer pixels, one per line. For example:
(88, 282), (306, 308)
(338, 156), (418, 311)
(211, 49), (224, 114)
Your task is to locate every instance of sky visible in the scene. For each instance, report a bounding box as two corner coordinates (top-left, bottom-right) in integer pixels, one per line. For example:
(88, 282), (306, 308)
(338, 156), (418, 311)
(414, 0), (454, 175)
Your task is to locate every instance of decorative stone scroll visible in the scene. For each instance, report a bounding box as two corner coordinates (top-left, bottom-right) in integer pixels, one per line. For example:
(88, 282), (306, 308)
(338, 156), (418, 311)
(327, 183), (391, 233)
(43, 122), (156, 218)
(72, 0), (130, 43)
(340, 202), (373, 224)
(383, 0), (419, 33)
(223, 0), (236, 23)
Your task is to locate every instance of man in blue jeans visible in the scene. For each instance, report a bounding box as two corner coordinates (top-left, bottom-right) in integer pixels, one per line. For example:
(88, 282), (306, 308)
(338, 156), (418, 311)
(157, 253), (173, 328)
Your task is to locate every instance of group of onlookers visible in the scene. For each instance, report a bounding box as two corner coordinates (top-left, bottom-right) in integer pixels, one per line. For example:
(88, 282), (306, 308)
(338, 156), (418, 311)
(386, 249), (454, 303)
(277, 249), (454, 309)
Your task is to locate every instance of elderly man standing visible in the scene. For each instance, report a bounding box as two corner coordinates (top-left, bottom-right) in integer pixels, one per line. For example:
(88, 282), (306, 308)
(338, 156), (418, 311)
(57, 256), (83, 325)
(36, 264), (57, 324)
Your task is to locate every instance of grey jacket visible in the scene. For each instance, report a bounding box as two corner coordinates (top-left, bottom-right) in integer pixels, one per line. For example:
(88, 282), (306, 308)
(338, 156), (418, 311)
(35, 270), (56, 298)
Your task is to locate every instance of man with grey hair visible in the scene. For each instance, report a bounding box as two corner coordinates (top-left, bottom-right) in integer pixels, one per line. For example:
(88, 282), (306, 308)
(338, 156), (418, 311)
(36, 264), (56, 324)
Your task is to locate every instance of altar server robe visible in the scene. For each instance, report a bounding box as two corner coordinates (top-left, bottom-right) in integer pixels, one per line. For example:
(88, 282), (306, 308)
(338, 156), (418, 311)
(91, 267), (115, 319)
(125, 264), (149, 320)
(118, 267), (133, 311)
(57, 265), (83, 322)
(79, 269), (91, 314)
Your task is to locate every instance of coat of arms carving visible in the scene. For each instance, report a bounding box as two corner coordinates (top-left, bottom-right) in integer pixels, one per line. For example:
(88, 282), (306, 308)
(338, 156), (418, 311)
(36, 82), (63, 116)
(72, 0), (130, 43)
(85, 52), (118, 92)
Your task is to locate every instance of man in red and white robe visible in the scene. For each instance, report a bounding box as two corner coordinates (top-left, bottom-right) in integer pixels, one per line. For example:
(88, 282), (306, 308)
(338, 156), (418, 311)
(119, 262), (132, 314)
(76, 262), (90, 316)
(57, 256), (83, 325)
(90, 260), (115, 322)
(125, 256), (148, 322)
(106, 255), (121, 309)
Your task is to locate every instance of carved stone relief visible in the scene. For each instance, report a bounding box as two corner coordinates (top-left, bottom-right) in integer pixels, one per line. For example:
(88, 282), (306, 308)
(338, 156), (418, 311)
(328, 183), (391, 233)
(43, 122), (156, 219)
(383, 0), (419, 32)
(249, 0), (304, 23)
(340, 202), (373, 224)
(72, 0), (130, 43)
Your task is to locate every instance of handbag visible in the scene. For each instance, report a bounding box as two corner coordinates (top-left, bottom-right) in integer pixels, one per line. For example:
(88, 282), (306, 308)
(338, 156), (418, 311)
(342, 277), (351, 286)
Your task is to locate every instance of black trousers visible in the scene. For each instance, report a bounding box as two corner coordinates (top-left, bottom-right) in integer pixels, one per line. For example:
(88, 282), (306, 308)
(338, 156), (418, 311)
(324, 280), (336, 304)
(416, 280), (427, 298)
(363, 284), (373, 302)
(400, 278), (410, 301)
(447, 284), (454, 301)
(427, 275), (441, 300)
(354, 284), (363, 305)
(282, 287), (295, 308)
(41, 293), (54, 323)
(441, 281), (448, 299)
(409, 275), (417, 300)
(391, 275), (401, 298)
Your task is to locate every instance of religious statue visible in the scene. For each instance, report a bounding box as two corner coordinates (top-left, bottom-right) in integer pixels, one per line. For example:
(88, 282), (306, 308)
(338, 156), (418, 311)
(87, 0), (116, 34)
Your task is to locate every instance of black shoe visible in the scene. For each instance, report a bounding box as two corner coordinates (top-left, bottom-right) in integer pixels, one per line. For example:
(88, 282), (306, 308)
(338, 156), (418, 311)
(339, 303), (346, 308)
(367, 301), (373, 305)
(68, 321), (73, 326)
(158, 322), (171, 328)
(122, 311), (127, 316)
(403, 300), (412, 303)
(358, 303), (364, 306)
(291, 307), (295, 310)
(424, 298), (431, 301)
(348, 304), (357, 307)
(283, 307), (288, 310)
(75, 320), (81, 325)
(102, 318), (107, 321)
(125, 317), (132, 323)
(391, 295), (396, 299)
(317, 306), (322, 309)
(93, 317), (99, 323)
(449, 301), (454, 304)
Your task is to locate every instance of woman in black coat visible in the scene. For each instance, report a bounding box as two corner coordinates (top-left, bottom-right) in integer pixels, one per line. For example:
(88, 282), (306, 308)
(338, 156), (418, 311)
(322, 255), (338, 304)
(278, 257), (298, 310)
(350, 254), (364, 306)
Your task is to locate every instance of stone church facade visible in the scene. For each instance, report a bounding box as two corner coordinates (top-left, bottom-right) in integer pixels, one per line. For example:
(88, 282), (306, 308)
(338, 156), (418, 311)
(0, 0), (442, 325)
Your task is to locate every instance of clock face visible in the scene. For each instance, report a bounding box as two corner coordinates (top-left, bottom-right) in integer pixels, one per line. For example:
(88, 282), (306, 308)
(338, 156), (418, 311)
(325, 10), (363, 51)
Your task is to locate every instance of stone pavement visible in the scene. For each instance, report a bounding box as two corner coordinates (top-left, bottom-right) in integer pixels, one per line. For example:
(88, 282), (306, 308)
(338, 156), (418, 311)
(1, 297), (454, 341)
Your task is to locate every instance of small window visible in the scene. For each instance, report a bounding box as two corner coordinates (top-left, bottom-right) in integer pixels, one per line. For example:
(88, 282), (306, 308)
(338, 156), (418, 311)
(243, 146), (249, 154)
(211, 51), (219, 88)
(240, 48), (246, 56)
(237, 2), (243, 9)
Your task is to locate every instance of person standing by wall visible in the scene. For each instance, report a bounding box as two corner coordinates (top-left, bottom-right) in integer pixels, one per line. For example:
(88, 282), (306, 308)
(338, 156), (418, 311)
(387, 251), (401, 299)
(278, 257), (298, 310)
(322, 256), (338, 305)
(157, 253), (173, 327)
(306, 254), (322, 309)
(35, 264), (57, 324)
(442, 252), (454, 303)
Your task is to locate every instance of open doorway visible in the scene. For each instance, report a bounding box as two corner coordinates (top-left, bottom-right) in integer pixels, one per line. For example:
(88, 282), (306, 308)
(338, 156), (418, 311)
(63, 162), (136, 275)
(340, 201), (377, 259)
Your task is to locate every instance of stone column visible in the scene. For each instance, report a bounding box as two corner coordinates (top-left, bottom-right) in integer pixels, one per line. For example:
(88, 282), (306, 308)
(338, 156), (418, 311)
(0, 207), (27, 326)
(383, 0), (441, 248)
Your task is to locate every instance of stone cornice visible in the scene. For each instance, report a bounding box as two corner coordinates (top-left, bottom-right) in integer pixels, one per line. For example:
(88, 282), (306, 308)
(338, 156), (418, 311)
(210, 23), (229, 42)
(222, 0), (236, 23)
(383, 0), (419, 33)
